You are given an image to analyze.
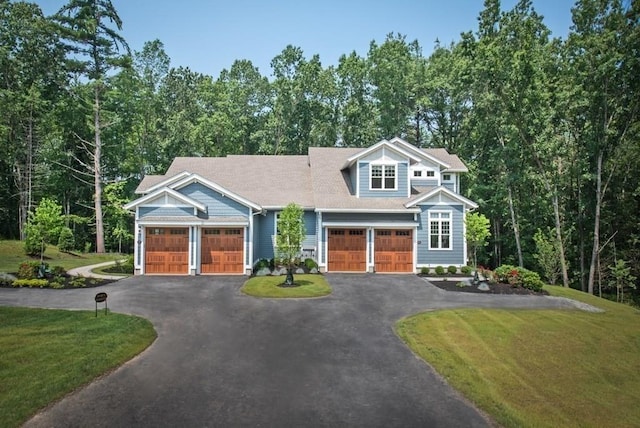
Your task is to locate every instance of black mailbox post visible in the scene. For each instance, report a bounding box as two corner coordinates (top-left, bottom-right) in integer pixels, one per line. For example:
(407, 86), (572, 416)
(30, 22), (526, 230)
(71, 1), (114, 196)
(95, 292), (108, 317)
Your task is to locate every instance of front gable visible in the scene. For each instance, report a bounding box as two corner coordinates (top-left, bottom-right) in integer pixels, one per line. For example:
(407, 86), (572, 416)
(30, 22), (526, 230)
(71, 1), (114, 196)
(405, 186), (478, 210)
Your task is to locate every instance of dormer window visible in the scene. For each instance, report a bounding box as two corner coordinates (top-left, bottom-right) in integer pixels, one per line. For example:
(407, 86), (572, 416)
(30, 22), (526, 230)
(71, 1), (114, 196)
(426, 170), (435, 177)
(371, 164), (396, 190)
(414, 170), (422, 177)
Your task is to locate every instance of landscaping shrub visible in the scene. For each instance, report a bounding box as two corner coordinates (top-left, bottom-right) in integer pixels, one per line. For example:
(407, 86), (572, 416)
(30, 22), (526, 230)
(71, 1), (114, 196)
(447, 265), (458, 275)
(461, 265), (472, 275)
(494, 264), (545, 292)
(420, 266), (430, 275)
(18, 261), (45, 279)
(253, 258), (270, 271)
(13, 279), (49, 288)
(304, 258), (318, 270)
(57, 226), (75, 253)
(435, 266), (445, 275)
(24, 225), (45, 256)
(70, 276), (86, 288)
(52, 265), (66, 276)
(122, 255), (134, 272)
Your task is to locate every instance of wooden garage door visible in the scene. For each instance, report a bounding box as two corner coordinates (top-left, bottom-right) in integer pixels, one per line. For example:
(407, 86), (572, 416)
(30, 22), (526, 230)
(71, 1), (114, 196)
(374, 230), (413, 273)
(328, 229), (366, 272)
(201, 228), (244, 274)
(145, 228), (189, 274)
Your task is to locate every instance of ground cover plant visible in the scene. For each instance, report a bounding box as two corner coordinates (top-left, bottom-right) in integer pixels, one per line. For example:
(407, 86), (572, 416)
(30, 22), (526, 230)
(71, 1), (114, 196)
(0, 307), (156, 427)
(396, 286), (640, 427)
(242, 274), (331, 298)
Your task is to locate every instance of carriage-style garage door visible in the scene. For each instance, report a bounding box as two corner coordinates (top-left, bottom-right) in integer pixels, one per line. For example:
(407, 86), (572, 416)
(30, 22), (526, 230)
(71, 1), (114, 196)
(374, 230), (413, 273)
(327, 229), (366, 272)
(145, 228), (189, 274)
(201, 228), (244, 274)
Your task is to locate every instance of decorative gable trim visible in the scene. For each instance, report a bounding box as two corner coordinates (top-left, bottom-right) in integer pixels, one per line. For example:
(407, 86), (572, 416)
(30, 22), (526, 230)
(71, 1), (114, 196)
(139, 171), (192, 195)
(342, 139), (421, 169)
(169, 173), (262, 211)
(388, 137), (451, 169)
(123, 187), (206, 212)
(405, 186), (478, 209)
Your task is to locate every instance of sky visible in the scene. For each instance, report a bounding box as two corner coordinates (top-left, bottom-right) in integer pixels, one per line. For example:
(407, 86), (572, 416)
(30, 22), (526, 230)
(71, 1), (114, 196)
(34, 0), (577, 79)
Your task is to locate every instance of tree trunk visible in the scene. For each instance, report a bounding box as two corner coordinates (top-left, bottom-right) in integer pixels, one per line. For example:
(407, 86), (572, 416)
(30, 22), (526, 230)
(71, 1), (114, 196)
(507, 186), (524, 268)
(94, 85), (105, 253)
(587, 151), (603, 295)
(552, 190), (570, 287)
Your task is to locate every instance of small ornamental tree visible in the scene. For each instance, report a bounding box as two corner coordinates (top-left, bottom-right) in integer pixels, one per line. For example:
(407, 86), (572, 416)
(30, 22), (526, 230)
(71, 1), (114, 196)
(58, 226), (75, 253)
(464, 212), (491, 268)
(24, 198), (64, 258)
(275, 202), (305, 286)
(608, 260), (637, 303)
(533, 228), (562, 285)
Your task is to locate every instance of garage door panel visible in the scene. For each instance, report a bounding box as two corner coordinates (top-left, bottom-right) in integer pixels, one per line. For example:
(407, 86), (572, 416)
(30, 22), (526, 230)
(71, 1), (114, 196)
(145, 228), (189, 274)
(201, 228), (244, 274)
(375, 230), (413, 273)
(328, 229), (366, 272)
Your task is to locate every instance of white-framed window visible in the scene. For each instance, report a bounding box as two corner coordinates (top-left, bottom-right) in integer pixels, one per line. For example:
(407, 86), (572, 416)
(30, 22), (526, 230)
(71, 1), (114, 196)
(370, 164), (396, 190)
(442, 173), (451, 181)
(413, 170), (422, 177)
(429, 211), (451, 250)
(426, 170), (435, 177)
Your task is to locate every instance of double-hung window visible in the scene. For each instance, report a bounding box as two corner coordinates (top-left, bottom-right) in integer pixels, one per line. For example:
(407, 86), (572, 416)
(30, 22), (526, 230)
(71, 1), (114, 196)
(429, 211), (451, 250)
(370, 164), (396, 190)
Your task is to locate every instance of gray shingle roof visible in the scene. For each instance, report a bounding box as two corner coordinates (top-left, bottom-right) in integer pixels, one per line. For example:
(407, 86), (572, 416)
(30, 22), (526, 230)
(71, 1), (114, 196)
(134, 143), (469, 210)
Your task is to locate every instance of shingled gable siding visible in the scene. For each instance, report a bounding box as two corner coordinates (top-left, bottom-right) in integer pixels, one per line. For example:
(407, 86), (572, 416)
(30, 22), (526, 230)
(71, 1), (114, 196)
(416, 204), (465, 266)
(179, 182), (248, 217)
(412, 178), (439, 187)
(358, 161), (409, 198)
(139, 206), (194, 217)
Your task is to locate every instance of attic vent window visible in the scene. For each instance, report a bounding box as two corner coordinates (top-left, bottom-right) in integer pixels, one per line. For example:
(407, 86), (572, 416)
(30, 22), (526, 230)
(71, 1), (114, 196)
(371, 164), (396, 190)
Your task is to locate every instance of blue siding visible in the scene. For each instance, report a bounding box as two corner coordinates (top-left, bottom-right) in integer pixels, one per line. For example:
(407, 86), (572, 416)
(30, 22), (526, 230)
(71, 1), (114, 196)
(416, 204), (465, 265)
(253, 210), (317, 262)
(412, 179), (439, 187)
(180, 182), (247, 217)
(139, 206), (193, 217)
(443, 183), (455, 192)
(358, 161), (409, 198)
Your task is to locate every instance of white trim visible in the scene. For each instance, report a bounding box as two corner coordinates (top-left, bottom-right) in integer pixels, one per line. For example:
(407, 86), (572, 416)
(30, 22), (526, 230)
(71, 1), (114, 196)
(138, 220), (249, 227)
(462, 211), (468, 265)
(318, 212), (324, 267)
(405, 186), (478, 209)
(323, 221), (418, 228)
(140, 171), (192, 194)
(428, 210), (452, 251)
(388, 137), (452, 169)
(315, 208), (421, 213)
(169, 173), (262, 211)
(356, 161), (360, 198)
(369, 163), (398, 191)
(343, 139), (422, 169)
(124, 187), (206, 212)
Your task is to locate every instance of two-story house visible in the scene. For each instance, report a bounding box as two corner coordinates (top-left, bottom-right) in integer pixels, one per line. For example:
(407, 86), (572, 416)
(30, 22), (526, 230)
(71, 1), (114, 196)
(124, 137), (478, 275)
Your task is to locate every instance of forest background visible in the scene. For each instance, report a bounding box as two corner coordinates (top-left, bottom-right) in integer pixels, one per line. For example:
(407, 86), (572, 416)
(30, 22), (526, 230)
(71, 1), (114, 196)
(1, 0), (638, 300)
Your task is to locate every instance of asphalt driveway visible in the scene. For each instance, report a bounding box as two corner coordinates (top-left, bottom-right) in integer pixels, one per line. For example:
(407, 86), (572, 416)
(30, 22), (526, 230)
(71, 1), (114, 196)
(0, 274), (582, 427)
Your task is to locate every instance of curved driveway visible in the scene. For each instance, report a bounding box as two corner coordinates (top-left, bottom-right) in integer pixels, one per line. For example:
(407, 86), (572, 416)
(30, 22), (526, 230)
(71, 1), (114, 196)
(0, 274), (581, 427)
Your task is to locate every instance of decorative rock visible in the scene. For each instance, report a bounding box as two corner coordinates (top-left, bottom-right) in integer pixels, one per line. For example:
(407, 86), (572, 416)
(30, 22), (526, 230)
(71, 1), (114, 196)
(477, 282), (490, 291)
(255, 267), (271, 277)
(310, 267), (318, 274)
(274, 267), (288, 276)
(295, 267), (305, 274)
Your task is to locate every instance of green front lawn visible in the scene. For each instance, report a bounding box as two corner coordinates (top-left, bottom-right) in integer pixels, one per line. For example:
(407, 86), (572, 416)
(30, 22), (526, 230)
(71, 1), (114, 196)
(242, 274), (331, 298)
(0, 240), (125, 273)
(0, 307), (156, 427)
(396, 286), (640, 428)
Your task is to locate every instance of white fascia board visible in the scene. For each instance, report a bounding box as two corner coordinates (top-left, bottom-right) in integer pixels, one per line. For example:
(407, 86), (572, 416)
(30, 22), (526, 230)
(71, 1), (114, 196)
(140, 171), (192, 195)
(138, 219), (249, 227)
(388, 137), (452, 169)
(342, 139), (422, 169)
(322, 221), (418, 228)
(405, 186), (478, 209)
(314, 207), (421, 214)
(124, 187), (207, 212)
(169, 173), (262, 211)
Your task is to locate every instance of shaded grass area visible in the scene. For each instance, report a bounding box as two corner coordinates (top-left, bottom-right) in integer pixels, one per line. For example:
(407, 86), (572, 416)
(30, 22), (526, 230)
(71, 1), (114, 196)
(242, 274), (331, 298)
(0, 307), (156, 427)
(0, 240), (124, 273)
(396, 286), (640, 428)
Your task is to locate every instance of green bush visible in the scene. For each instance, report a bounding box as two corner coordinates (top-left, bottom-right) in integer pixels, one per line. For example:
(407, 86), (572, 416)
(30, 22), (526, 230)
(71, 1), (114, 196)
(57, 227), (75, 253)
(18, 261), (46, 279)
(420, 266), (430, 275)
(13, 279), (49, 288)
(447, 265), (458, 275)
(52, 265), (66, 276)
(494, 264), (544, 292)
(70, 276), (86, 288)
(24, 225), (45, 257)
(304, 258), (318, 270)
(435, 266), (445, 275)
(461, 265), (472, 275)
(253, 258), (270, 271)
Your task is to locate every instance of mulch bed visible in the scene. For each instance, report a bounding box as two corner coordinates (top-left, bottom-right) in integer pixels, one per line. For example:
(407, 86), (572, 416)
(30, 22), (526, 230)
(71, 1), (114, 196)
(427, 279), (549, 295)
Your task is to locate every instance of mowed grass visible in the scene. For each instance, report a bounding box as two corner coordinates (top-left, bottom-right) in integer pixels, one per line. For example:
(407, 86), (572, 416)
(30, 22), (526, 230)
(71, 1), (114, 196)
(242, 274), (331, 298)
(0, 307), (156, 427)
(396, 286), (640, 428)
(0, 240), (124, 273)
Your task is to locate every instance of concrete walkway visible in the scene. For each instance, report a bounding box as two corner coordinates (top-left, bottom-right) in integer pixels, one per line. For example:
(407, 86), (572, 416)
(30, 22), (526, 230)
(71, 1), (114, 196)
(67, 260), (128, 280)
(0, 274), (595, 427)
